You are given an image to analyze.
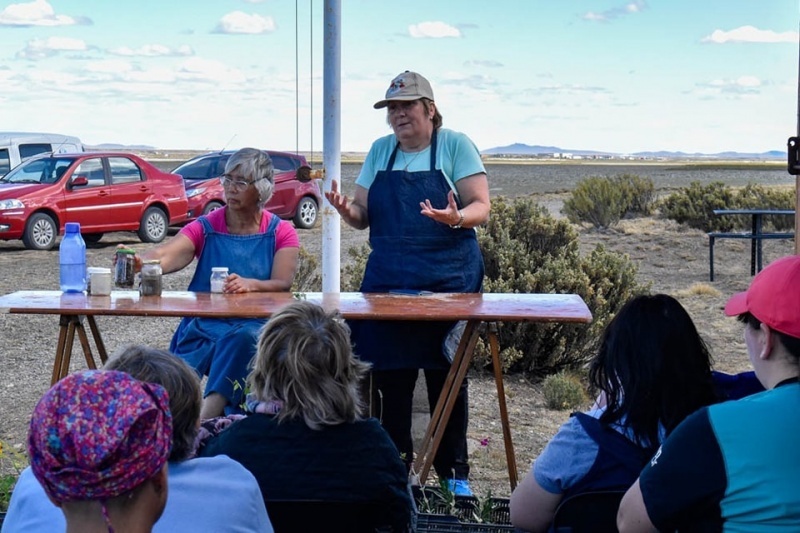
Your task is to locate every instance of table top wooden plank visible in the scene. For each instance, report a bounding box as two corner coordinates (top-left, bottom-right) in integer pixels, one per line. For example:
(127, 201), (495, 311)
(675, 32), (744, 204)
(0, 291), (593, 323)
(713, 209), (795, 216)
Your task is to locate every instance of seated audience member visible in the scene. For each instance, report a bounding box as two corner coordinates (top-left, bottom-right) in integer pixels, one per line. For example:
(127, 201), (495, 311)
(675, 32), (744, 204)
(24, 370), (171, 533)
(198, 301), (412, 531)
(618, 256), (800, 532)
(510, 294), (718, 533)
(4, 345), (273, 533)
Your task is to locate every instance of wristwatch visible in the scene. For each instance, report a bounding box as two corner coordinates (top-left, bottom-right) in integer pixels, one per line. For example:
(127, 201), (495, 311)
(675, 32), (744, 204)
(449, 210), (465, 229)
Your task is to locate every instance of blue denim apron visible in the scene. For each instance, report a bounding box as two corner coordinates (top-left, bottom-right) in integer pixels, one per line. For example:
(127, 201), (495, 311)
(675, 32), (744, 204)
(170, 210), (279, 412)
(350, 130), (484, 370)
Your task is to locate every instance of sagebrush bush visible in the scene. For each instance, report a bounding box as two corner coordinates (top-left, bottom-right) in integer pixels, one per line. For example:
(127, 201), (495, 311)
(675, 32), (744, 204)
(660, 182), (795, 232)
(542, 372), (587, 410)
(291, 246), (322, 292)
(562, 174), (656, 228)
(340, 197), (647, 376)
(477, 196), (647, 375)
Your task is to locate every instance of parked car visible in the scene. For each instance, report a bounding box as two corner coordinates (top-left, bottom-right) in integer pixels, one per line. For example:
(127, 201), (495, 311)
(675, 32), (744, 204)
(172, 150), (321, 229)
(0, 152), (188, 250)
(0, 132), (84, 176)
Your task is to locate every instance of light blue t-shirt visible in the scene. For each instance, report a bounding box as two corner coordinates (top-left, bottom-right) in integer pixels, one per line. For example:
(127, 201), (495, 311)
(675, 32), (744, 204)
(2, 456), (273, 533)
(355, 128), (486, 195)
(533, 407), (662, 495)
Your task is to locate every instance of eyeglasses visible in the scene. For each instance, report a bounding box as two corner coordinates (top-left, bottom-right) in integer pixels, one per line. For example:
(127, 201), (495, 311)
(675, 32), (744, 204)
(220, 175), (263, 191)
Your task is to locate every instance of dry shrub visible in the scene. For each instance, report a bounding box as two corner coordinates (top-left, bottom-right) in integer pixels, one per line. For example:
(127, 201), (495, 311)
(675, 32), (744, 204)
(562, 174), (656, 229)
(661, 182), (796, 232)
(677, 283), (722, 297)
(542, 372), (587, 410)
(291, 246), (322, 292)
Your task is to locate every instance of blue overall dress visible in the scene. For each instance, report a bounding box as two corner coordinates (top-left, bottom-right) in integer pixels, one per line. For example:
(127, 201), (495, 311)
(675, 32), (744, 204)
(170, 210), (280, 414)
(565, 412), (659, 499)
(349, 129), (484, 479)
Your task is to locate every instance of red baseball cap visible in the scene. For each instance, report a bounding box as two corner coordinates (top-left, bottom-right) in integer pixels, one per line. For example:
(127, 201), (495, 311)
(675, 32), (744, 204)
(724, 255), (800, 338)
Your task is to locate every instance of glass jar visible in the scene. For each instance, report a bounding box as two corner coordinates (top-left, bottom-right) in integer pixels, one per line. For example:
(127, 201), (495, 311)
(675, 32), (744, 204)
(139, 260), (163, 297)
(87, 266), (112, 296)
(210, 267), (229, 293)
(114, 248), (137, 288)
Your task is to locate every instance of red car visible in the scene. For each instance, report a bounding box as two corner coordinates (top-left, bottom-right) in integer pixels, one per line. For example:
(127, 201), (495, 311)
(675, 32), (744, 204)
(0, 152), (188, 250)
(173, 150), (321, 229)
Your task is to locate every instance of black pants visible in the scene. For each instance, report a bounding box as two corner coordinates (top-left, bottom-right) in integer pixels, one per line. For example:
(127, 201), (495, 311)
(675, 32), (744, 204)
(371, 368), (469, 480)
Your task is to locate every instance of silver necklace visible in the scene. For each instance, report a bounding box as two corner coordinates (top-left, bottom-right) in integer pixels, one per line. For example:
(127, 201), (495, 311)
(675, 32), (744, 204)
(401, 149), (423, 171)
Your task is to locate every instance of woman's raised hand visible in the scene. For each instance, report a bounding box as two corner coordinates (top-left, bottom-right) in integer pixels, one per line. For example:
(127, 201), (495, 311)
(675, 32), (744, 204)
(420, 190), (460, 226)
(324, 180), (350, 216)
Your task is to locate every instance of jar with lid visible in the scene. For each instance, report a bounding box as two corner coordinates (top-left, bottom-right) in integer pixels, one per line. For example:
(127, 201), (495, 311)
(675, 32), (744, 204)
(114, 248), (137, 288)
(210, 267), (229, 293)
(87, 267), (112, 296)
(140, 260), (163, 297)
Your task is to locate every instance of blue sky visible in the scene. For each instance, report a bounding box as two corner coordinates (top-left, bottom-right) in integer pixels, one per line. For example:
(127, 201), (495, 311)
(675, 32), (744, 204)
(0, 0), (797, 154)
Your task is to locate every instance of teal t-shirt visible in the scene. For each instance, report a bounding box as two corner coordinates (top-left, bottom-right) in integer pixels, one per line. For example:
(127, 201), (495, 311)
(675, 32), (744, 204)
(355, 128), (486, 196)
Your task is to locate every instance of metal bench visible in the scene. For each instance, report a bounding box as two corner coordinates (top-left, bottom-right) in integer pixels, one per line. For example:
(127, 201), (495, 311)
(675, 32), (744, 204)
(708, 231), (795, 281)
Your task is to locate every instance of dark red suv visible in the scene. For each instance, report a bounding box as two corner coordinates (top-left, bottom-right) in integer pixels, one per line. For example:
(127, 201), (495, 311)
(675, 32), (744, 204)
(173, 150), (321, 229)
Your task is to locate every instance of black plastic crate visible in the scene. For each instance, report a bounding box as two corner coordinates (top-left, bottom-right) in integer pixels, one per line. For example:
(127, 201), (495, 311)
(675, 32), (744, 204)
(413, 486), (514, 532)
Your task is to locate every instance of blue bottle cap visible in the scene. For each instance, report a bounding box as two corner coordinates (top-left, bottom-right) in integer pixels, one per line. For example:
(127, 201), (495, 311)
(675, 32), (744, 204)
(65, 222), (81, 233)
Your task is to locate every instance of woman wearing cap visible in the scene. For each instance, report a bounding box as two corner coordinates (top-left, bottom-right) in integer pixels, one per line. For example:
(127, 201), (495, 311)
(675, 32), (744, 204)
(120, 147), (299, 419)
(326, 70), (490, 494)
(618, 255), (800, 532)
(24, 370), (172, 533)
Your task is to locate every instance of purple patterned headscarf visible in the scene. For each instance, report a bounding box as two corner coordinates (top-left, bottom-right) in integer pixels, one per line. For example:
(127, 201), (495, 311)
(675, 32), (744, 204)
(27, 370), (172, 503)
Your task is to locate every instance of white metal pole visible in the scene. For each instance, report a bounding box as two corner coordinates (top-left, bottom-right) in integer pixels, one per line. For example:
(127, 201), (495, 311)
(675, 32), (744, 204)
(322, 0), (341, 291)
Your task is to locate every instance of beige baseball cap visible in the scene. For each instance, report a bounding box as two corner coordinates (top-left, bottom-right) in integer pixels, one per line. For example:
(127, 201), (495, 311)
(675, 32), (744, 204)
(373, 71), (435, 109)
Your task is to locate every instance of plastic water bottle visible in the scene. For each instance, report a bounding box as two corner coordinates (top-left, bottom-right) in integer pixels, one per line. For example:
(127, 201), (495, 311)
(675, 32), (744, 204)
(59, 222), (86, 293)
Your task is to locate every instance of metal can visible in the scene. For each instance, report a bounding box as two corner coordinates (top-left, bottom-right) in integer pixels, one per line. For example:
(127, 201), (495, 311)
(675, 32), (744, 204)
(139, 260), (163, 297)
(114, 248), (136, 288)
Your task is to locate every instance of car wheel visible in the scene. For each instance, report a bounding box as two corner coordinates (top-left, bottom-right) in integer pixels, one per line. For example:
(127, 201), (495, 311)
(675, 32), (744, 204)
(293, 197), (318, 229)
(83, 233), (104, 244)
(138, 207), (168, 243)
(203, 201), (224, 216)
(22, 213), (57, 250)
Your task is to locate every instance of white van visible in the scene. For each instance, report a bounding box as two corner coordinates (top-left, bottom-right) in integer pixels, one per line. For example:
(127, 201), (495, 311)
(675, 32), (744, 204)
(0, 132), (84, 175)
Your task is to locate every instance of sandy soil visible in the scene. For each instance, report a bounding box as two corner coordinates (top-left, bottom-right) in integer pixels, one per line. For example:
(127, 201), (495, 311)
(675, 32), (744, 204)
(0, 187), (793, 499)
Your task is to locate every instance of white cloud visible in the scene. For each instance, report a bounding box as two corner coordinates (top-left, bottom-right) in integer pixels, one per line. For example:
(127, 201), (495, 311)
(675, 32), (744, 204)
(0, 0), (79, 27)
(694, 76), (763, 97)
(108, 44), (194, 57)
(177, 57), (248, 84)
(582, 0), (647, 22)
(214, 11), (276, 34)
(701, 25), (798, 44)
(408, 21), (461, 38)
(16, 36), (87, 60)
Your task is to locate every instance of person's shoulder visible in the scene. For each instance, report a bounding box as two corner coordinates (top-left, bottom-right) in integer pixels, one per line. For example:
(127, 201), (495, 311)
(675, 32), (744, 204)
(437, 128), (474, 145)
(369, 132), (397, 150)
(171, 455), (258, 481)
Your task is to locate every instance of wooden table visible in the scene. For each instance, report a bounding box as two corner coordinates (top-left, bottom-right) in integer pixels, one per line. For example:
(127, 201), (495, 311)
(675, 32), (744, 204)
(709, 209), (795, 280)
(0, 290), (592, 490)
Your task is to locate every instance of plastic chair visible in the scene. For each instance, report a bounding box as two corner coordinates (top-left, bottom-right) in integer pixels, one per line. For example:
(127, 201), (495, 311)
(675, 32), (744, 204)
(550, 490), (626, 533)
(264, 499), (402, 533)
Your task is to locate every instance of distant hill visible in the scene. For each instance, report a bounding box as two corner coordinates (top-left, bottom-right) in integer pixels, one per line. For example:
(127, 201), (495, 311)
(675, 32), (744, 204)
(483, 143), (787, 161)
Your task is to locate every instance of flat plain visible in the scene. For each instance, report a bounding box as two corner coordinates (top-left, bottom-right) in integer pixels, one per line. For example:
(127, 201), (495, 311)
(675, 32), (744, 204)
(0, 159), (795, 498)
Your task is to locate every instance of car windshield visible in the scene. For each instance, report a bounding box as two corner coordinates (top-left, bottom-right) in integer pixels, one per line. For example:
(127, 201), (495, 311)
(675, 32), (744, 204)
(0, 157), (74, 184)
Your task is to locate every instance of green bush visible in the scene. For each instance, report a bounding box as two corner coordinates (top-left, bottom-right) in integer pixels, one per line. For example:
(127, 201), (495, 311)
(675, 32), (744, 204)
(291, 246), (322, 292)
(562, 174), (656, 228)
(661, 182), (795, 232)
(542, 372), (587, 410)
(477, 196), (648, 375)
(340, 197), (647, 376)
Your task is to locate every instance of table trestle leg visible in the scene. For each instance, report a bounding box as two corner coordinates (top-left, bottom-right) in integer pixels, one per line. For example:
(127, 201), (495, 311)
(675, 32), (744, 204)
(488, 322), (518, 491)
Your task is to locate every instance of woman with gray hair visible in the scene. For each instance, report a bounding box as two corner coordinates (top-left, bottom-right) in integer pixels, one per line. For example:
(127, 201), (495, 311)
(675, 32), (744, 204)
(199, 301), (412, 531)
(124, 147), (300, 418)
